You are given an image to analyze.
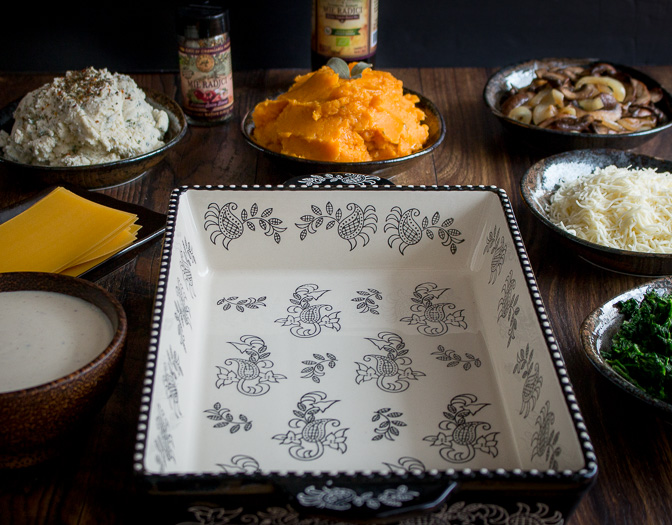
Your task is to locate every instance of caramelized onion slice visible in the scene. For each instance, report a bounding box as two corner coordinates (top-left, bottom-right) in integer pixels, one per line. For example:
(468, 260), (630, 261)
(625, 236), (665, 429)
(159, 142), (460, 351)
(508, 105), (532, 124)
(575, 76), (626, 102)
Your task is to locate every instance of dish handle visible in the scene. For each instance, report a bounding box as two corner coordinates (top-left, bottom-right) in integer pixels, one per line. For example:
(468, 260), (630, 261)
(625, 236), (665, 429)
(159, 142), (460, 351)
(282, 478), (458, 522)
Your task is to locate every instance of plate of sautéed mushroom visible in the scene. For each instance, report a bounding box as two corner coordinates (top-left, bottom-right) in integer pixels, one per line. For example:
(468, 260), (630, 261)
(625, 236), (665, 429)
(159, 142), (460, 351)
(484, 58), (672, 151)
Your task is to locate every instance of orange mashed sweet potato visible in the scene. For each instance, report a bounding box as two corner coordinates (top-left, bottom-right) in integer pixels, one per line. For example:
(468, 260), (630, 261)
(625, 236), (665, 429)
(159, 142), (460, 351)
(251, 64), (429, 162)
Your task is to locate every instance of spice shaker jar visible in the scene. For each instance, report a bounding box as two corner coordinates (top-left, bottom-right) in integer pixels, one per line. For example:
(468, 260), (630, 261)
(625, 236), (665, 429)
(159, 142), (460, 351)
(176, 4), (234, 125)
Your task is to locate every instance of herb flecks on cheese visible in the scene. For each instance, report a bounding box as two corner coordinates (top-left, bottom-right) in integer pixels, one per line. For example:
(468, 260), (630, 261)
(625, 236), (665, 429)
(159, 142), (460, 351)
(0, 67), (169, 167)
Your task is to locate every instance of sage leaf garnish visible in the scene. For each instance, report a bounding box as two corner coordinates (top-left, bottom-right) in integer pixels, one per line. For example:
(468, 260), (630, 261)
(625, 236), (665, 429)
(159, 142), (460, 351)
(326, 57), (372, 79)
(350, 61), (373, 78)
(326, 57), (351, 79)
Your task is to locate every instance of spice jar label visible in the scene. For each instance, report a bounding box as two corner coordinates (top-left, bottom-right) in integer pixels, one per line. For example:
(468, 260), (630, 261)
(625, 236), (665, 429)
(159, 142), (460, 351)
(178, 35), (234, 122)
(312, 0), (378, 63)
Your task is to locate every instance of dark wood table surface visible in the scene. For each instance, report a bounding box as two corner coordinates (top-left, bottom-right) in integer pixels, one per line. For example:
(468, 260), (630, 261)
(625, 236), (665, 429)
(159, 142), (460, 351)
(1, 67), (672, 524)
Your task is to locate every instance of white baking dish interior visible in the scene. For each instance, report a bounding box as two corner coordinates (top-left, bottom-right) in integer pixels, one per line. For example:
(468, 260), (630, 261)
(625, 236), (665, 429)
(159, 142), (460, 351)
(140, 186), (588, 478)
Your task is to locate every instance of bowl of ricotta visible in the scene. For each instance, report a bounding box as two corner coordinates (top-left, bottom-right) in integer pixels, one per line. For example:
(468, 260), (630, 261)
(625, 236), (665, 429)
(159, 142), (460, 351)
(0, 67), (187, 189)
(521, 148), (672, 276)
(0, 271), (127, 468)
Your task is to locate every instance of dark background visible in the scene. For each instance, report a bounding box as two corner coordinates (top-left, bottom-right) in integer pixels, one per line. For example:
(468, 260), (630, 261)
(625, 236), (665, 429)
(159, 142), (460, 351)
(1, 1), (671, 73)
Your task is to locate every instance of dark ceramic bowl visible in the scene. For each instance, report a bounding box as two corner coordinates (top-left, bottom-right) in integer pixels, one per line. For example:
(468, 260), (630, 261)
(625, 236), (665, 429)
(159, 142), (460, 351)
(484, 57), (672, 152)
(241, 88), (445, 178)
(581, 277), (672, 422)
(0, 90), (187, 189)
(0, 272), (127, 468)
(521, 148), (672, 276)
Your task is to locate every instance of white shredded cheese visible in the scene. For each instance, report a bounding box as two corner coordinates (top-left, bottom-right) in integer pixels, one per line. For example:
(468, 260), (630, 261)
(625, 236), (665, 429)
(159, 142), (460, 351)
(546, 164), (672, 253)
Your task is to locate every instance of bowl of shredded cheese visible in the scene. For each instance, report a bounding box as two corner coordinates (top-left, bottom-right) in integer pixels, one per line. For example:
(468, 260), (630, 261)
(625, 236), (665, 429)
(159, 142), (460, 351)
(521, 148), (672, 276)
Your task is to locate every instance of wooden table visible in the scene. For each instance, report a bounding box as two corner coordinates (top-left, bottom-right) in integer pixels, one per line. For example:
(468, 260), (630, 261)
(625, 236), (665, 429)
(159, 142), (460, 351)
(1, 67), (672, 524)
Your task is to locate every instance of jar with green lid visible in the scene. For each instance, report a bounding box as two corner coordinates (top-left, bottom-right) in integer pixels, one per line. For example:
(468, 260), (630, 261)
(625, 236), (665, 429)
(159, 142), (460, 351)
(177, 4), (234, 125)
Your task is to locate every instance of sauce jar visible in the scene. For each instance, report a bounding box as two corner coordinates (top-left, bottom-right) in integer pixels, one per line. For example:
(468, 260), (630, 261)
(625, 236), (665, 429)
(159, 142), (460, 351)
(311, 0), (379, 70)
(177, 4), (234, 125)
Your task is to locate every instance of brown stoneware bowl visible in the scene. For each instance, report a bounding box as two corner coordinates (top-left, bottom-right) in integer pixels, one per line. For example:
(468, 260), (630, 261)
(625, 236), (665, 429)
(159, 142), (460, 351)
(0, 272), (127, 468)
(484, 57), (672, 153)
(241, 88), (445, 179)
(521, 148), (672, 276)
(0, 90), (187, 189)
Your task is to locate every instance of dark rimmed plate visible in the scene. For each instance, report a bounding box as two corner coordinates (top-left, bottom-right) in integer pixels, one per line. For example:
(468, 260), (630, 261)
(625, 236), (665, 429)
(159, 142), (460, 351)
(241, 88), (445, 178)
(581, 277), (672, 422)
(521, 148), (672, 276)
(0, 185), (166, 281)
(484, 57), (672, 152)
(0, 89), (187, 190)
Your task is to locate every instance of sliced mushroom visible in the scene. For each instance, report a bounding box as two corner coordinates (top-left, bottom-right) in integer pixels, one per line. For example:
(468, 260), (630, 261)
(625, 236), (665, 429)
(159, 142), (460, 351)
(631, 104), (666, 122)
(590, 63), (618, 76)
(599, 92), (619, 110)
(500, 90), (534, 116)
(590, 105), (623, 124)
(537, 69), (571, 88)
(559, 66), (585, 81)
(540, 114), (594, 132)
(650, 87), (664, 103)
(618, 116), (657, 132)
(630, 77), (651, 106)
(496, 62), (667, 135)
(559, 82), (599, 101)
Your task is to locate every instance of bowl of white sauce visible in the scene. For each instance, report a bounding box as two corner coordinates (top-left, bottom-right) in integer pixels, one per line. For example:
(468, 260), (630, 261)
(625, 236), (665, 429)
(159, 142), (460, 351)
(0, 272), (127, 468)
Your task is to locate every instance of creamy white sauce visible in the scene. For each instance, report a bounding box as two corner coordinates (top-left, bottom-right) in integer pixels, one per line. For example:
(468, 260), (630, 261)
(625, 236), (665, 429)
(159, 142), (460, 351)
(0, 290), (115, 393)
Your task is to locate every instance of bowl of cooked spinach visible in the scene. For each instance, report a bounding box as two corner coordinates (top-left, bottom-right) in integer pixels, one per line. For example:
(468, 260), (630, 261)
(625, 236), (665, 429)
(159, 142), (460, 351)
(581, 277), (672, 421)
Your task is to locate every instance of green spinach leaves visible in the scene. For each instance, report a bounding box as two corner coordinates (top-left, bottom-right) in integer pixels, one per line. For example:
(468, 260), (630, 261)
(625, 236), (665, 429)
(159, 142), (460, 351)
(606, 290), (672, 401)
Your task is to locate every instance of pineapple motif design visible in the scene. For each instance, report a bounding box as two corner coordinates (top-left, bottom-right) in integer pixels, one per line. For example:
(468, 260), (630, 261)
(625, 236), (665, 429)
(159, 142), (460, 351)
(204, 201), (286, 249)
(296, 201), (377, 250)
(385, 206), (464, 255)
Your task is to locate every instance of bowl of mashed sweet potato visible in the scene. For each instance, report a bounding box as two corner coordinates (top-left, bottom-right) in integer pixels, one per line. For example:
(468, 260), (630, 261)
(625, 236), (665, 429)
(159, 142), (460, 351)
(241, 62), (445, 178)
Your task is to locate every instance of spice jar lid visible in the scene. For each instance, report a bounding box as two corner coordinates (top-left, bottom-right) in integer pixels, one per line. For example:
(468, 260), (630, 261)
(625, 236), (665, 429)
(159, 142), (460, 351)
(177, 4), (229, 39)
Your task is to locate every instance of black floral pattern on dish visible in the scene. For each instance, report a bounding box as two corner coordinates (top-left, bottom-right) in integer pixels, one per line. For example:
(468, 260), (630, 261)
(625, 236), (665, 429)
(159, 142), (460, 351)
(273, 391), (348, 461)
(204, 201), (286, 249)
(401, 282), (467, 336)
(215, 335), (286, 396)
(355, 332), (426, 393)
(275, 284), (341, 338)
(423, 393), (499, 463)
(296, 201), (377, 251)
(385, 206), (464, 255)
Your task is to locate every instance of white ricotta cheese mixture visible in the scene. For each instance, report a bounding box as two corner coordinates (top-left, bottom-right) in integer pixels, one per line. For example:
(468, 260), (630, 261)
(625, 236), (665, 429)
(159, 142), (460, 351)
(547, 164), (672, 253)
(0, 67), (169, 166)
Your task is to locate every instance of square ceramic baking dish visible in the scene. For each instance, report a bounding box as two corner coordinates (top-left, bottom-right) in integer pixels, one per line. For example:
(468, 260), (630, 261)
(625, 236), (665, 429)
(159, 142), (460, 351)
(134, 184), (596, 523)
